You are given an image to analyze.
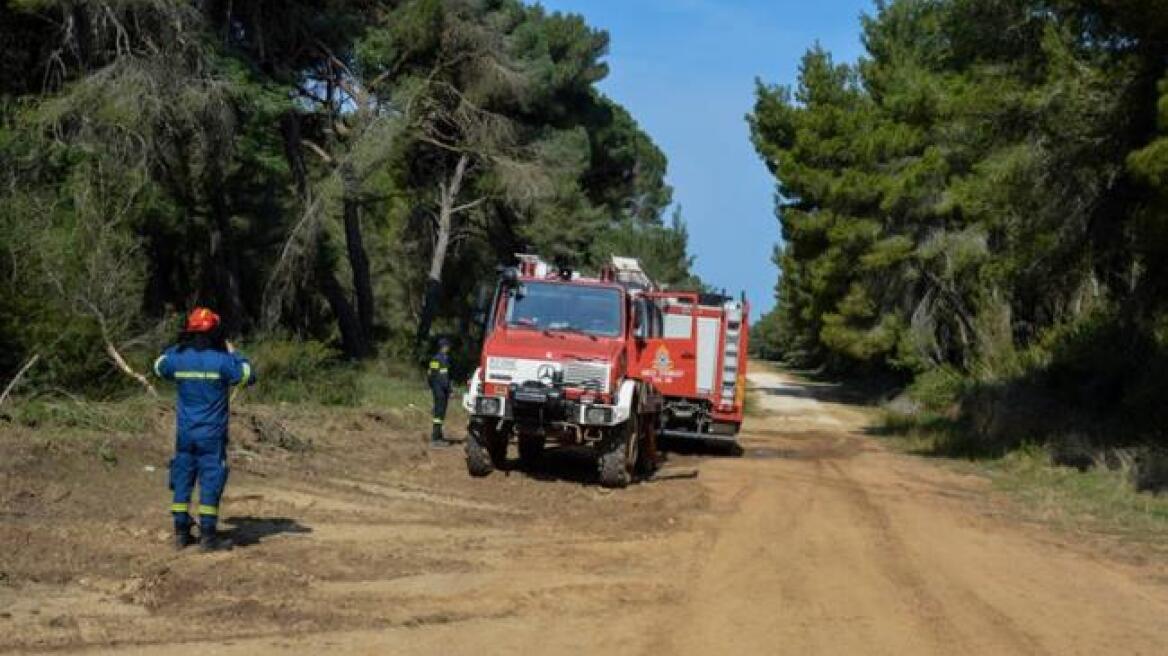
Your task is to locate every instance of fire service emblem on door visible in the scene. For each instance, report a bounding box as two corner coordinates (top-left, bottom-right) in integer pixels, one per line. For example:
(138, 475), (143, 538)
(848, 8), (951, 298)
(647, 344), (682, 382)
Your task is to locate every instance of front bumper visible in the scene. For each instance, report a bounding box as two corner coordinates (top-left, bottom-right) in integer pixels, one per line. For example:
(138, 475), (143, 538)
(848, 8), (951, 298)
(466, 384), (623, 427)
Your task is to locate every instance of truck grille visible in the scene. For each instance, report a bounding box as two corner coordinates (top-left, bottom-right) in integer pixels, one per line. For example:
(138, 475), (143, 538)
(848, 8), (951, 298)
(562, 362), (609, 391)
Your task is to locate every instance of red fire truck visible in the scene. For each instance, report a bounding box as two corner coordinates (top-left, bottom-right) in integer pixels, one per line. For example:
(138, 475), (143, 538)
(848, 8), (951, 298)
(462, 255), (750, 487)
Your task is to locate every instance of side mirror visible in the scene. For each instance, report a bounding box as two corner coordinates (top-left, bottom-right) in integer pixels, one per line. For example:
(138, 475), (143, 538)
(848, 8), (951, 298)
(473, 284), (492, 328)
(499, 266), (521, 288)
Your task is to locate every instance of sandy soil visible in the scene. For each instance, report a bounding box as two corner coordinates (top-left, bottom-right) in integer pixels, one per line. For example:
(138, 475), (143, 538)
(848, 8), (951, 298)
(2, 369), (1168, 655)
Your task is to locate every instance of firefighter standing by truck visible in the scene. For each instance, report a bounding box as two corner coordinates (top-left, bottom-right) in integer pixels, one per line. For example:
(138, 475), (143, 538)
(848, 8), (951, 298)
(154, 307), (256, 552)
(428, 337), (454, 448)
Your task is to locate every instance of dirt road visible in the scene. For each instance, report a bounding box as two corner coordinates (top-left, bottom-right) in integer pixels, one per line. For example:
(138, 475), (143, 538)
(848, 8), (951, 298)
(4, 368), (1168, 654)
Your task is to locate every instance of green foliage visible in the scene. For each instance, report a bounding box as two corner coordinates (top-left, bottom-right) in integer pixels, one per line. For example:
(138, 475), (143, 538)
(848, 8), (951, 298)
(6, 397), (161, 435)
(587, 210), (699, 289)
(200, 339), (435, 408)
(748, 307), (786, 361)
(0, 0), (698, 395)
(752, 0), (1168, 472)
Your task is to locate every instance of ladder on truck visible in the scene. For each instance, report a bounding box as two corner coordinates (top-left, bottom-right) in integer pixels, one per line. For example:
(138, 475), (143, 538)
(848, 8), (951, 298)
(719, 302), (745, 411)
(605, 256), (655, 290)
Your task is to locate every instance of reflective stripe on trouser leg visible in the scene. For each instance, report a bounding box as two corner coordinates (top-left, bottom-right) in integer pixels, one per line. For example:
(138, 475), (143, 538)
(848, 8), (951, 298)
(171, 501), (192, 532)
(196, 442), (228, 533)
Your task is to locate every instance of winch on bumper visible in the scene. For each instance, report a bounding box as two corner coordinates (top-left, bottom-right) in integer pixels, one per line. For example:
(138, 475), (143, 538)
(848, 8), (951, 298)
(464, 376), (628, 428)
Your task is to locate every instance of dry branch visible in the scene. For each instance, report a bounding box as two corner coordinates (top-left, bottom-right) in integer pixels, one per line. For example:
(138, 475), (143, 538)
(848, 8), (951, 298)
(104, 340), (158, 398)
(0, 354), (41, 408)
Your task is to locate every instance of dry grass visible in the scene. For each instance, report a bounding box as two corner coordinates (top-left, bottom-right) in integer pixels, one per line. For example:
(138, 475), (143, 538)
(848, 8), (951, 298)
(879, 423), (1168, 552)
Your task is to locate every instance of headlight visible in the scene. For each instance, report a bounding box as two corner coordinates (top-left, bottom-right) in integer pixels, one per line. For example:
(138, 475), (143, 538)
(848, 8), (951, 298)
(584, 406), (613, 425)
(476, 397), (502, 416)
(487, 357), (517, 373)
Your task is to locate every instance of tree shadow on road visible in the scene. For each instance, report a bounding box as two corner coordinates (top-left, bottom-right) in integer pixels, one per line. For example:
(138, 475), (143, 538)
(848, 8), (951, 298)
(659, 437), (744, 458)
(751, 376), (888, 406)
(223, 516), (312, 548)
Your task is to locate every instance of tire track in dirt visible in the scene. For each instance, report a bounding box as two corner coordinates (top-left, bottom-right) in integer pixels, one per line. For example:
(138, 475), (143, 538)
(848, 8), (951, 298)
(824, 459), (1043, 655)
(6, 368), (1168, 654)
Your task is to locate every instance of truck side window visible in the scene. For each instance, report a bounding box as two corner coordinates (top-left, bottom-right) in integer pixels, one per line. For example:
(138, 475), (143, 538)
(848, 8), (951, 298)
(633, 298), (649, 339)
(663, 307), (693, 339)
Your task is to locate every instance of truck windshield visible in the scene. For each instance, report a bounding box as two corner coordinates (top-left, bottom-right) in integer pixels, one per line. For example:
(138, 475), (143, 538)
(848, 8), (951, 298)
(505, 282), (623, 337)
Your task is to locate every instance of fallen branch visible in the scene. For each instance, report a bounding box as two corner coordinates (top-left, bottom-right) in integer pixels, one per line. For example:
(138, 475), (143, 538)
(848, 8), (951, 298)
(0, 353), (40, 408)
(105, 341), (158, 397)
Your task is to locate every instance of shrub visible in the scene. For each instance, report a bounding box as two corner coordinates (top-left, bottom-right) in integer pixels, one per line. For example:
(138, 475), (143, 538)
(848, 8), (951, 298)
(242, 340), (362, 406)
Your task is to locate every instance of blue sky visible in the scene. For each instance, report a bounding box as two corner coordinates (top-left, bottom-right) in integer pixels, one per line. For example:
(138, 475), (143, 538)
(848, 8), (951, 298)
(538, 0), (872, 315)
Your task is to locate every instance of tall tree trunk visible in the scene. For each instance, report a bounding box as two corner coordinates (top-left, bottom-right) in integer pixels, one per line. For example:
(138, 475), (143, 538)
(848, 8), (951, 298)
(417, 153), (469, 349)
(280, 109), (371, 356)
(341, 162), (375, 347)
(316, 243), (368, 360)
(208, 183), (245, 333)
(280, 110), (309, 198)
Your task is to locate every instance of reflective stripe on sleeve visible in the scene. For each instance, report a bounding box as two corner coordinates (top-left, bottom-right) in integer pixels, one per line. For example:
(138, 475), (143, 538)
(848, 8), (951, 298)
(153, 355), (166, 377)
(174, 371), (221, 380)
(197, 504), (218, 516)
(432, 418), (443, 425)
(171, 502), (191, 514)
(239, 362), (252, 388)
(429, 361), (441, 370)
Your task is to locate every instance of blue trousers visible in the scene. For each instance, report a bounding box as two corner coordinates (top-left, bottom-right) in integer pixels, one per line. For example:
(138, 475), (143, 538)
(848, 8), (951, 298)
(170, 436), (229, 533)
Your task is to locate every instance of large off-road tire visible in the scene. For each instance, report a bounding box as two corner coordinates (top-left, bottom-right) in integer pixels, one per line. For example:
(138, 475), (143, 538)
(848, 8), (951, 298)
(517, 432), (545, 470)
(466, 420), (506, 477)
(598, 409), (638, 489)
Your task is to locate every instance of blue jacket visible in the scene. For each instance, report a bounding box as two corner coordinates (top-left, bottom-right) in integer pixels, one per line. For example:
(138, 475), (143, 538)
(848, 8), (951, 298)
(428, 351), (452, 390)
(154, 346), (256, 442)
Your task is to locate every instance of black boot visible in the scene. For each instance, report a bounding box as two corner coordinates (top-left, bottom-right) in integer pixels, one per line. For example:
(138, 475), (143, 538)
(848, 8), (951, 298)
(199, 527), (234, 553)
(174, 527), (195, 551)
(430, 424), (451, 448)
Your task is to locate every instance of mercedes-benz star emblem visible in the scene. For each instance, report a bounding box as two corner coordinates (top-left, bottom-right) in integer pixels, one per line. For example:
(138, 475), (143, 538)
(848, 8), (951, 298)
(537, 364), (556, 382)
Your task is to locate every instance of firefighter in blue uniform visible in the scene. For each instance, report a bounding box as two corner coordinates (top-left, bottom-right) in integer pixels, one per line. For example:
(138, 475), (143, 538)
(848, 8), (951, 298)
(429, 337), (454, 447)
(154, 308), (256, 552)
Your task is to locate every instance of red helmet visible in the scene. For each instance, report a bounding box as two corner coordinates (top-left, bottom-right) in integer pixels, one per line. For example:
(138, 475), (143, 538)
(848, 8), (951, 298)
(184, 307), (221, 333)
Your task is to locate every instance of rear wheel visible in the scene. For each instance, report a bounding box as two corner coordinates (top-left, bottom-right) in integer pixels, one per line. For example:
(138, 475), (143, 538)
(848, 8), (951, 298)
(517, 432), (545, 469)
(466, 420), (507, 477)
(598, 409), (638, 488)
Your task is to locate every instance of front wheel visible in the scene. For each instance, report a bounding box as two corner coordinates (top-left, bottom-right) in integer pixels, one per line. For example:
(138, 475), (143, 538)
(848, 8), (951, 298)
(635, 413), (660, 477)
(598, 410), (638, 488)
(466, 420), (507, 477)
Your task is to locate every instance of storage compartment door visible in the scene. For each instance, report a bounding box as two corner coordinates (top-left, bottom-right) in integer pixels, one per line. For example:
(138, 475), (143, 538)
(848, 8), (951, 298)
(696, 317), (720, 395)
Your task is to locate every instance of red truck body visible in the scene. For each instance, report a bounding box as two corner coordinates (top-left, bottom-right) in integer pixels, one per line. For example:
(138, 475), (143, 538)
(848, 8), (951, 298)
(462, 255), (749, 486)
